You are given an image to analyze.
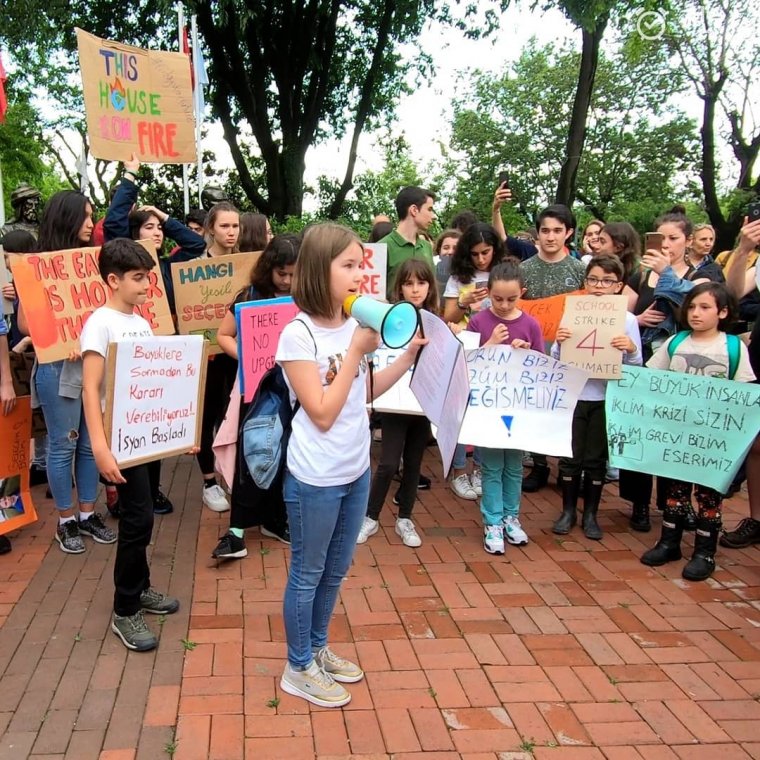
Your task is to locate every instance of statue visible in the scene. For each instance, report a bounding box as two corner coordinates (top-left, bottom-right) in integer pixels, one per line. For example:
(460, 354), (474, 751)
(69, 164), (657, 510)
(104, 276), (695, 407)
(1, 183), (42, 239)
(200, 186), (230, 211)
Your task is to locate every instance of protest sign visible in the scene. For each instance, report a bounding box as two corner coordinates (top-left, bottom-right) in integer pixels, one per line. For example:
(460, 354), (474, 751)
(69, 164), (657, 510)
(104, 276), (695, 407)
(171, 251), (261, 353)
(104, 335), (207, 467)
(458, 345), (588, 455)
(76, 29), (195, 163)
(0, 397), (38, 537)
(606, 366), (760, 492)
(373, 346), (423, 415)
(0, 247), (14, 316)
(560, 294), (628, 379)
(520, 291), (583, 343)
(360, 244), (387, 299)
(9, 244), (173, 363)
(236, 298), (299, 402)
(9, 353), (47, 438)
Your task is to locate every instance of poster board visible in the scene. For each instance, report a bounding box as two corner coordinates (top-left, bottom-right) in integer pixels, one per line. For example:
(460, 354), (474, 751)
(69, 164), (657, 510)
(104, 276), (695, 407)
(9, 352), (47, 438)
(361, 244), (387, 299)
(606, 366), (760, 492)
(457, 345), (588, 456)
(560, 294), (628, 379)
(519, 290), (584, 343)
(0, 397), (38, 536)
(9, 243), (173, 363)
(171, 251), (261, 354)
(104, 335), (208, 467)
(0, 247), (14, 316)
(76, 28), (195, 164)
(235, 297), (300, 402)
(372, 346), (423, 415)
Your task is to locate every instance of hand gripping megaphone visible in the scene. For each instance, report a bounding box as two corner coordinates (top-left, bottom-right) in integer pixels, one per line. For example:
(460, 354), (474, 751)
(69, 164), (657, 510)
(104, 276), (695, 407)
(343, 294), (419, 349)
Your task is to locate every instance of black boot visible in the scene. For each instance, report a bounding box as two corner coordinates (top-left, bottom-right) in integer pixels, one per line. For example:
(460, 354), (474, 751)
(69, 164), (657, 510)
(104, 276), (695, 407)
(553, 475), (580, 534)
(683, 504), (697, 532)
(682, 521), (719, 581)
(630, 502), (651, 532)
(582, 477), (604, 541)
(523, 464), (550, 493)
(641, 511), (683, 566)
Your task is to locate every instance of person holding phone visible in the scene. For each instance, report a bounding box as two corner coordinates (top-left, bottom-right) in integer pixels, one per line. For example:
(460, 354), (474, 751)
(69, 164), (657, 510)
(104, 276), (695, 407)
(490, 174), (538, 261)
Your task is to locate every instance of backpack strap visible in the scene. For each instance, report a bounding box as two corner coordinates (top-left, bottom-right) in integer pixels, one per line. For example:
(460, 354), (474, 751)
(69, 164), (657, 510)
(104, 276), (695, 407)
(666, 330), (690, 360)
(726, 333), (741, 380)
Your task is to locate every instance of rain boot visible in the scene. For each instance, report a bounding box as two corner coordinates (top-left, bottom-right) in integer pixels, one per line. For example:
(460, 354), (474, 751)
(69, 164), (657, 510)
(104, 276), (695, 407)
(682, 520), (719, 581)
(553, 474), (580, 535)
(582, 477), (604, 541)
(630, 502), (651, 532)
(641, 510), (683, 566)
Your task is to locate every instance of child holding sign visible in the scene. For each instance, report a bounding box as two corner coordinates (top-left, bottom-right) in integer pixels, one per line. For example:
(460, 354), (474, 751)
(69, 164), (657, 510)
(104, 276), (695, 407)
(465, 261), (544, 554)
(551, 255), (642, 540)
(357, 259), (438, 549)
(276, 223), (425, 707)
(81, 240), (183, 651)
(641, 282), (755, 581)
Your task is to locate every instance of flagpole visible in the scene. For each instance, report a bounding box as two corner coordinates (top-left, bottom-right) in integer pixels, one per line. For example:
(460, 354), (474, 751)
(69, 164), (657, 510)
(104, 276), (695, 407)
(191, 15), (205, 208)
(178, 5), (191, 216)
(0, 160), (5, 228)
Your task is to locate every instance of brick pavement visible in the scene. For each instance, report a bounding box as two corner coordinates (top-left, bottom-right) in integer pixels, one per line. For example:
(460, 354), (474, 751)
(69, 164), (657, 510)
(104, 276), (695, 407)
(0, 450), (759, 760)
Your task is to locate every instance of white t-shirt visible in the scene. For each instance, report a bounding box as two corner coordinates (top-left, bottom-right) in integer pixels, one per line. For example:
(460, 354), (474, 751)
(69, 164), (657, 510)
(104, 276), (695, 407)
(443, 273), (491, 325)
(80, 306), (155, 408)
(275, 314), (370, 487)
(647, 332), (756, 382)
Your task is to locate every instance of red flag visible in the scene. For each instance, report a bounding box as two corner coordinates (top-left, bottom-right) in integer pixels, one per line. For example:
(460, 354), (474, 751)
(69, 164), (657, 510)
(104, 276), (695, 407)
(0, 53), (7, 124)
(182, 27), (195, 89)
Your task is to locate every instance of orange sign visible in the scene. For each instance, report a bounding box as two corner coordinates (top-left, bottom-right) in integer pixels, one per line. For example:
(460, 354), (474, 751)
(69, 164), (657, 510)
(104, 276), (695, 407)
(10, 244), (174, 363)
(0, 397), (38, 537)
(519, 290), (584, 343)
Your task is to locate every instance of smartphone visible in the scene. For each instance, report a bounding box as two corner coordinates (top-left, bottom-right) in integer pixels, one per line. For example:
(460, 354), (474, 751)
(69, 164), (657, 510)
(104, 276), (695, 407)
(749, 202), (760, 223)
(497, 171), (510, 189)
(645, 232), (664, 253)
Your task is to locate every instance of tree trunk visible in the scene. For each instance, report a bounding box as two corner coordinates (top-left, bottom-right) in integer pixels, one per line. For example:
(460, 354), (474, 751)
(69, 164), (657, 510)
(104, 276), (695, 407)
(554, 16), (608, 209)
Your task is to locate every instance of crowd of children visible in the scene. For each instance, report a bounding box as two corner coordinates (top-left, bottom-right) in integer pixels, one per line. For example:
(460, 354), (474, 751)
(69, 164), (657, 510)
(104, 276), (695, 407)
(1, 171), (759, 710)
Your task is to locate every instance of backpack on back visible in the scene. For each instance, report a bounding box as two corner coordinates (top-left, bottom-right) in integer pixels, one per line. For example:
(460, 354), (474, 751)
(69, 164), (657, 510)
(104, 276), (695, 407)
(239, 318), (313, 489)
(667, 330), (741, 380)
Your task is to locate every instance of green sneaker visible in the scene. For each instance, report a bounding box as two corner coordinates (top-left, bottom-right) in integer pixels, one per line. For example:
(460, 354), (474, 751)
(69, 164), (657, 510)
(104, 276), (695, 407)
(140, 587), (180, 615)
(111, 611), (157, 651)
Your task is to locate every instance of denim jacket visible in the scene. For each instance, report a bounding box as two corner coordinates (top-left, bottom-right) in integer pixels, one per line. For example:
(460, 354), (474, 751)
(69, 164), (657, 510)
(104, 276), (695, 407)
(640, 266), (695, 347)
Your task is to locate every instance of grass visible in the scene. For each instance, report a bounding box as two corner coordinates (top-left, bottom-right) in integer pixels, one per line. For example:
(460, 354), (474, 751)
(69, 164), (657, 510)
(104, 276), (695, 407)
(180, 638), (197, 651)
(266, 697), (280, 708)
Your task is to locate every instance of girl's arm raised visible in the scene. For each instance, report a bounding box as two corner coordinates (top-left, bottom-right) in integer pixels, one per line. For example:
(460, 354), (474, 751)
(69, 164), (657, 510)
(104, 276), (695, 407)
(281, 325), (379, 433)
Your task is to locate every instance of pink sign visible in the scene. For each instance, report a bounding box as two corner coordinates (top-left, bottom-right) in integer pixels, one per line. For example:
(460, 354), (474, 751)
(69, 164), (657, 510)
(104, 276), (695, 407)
(236, 298), (300, 402)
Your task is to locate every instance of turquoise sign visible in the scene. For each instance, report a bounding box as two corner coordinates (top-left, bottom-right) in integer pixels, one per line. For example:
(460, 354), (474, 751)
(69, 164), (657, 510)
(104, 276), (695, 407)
(606, 366), (760, 492)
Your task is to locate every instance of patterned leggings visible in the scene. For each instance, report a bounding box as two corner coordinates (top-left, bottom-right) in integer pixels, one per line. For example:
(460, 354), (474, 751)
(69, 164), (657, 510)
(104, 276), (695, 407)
(665, 480), (722, 526)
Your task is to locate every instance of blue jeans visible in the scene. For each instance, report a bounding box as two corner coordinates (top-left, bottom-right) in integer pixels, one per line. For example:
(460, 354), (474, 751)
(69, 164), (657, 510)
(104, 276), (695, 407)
(453, 443), (481, 471)
(282, 468), (370, 668)
(34, 362), (98, 511)
(479, 447), (523, 525)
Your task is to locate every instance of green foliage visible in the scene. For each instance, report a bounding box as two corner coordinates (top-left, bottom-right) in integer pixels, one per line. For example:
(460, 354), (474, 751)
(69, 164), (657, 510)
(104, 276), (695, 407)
(447, 38), (699, 234)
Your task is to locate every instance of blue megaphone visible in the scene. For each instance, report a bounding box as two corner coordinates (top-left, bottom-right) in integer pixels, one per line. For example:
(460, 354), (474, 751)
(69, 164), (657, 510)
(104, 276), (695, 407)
(343, 294), (419, 349)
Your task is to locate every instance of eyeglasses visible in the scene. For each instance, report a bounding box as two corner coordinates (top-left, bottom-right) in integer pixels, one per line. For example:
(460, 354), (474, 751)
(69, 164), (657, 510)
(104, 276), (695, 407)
(585, 276), (620, 288)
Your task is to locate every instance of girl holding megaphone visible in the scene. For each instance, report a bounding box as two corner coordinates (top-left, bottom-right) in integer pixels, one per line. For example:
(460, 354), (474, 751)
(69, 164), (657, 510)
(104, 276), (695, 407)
(274, 223), (425, 709)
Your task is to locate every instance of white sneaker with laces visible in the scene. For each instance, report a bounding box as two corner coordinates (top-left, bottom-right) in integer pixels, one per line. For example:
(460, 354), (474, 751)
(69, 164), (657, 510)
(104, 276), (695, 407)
(503, 515), (529, 545)
(451, 474), (477, 500)
(356, 516), (379, 544)
(395, 518), (422, 548)
(484, 524), (505, 555)
(203, 484), (230, 512)
(470, 467), (483, 496)
(280, 660), (351, 707)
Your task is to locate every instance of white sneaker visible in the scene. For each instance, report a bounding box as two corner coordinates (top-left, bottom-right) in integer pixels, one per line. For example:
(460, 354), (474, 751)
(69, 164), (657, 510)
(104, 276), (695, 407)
(484, 525), (505, 555)
(356, 516), (378, 544)
(451, 474), (477, 500)
(203, 484), (230, 512)
(395, 518), (422, 547)
(280, 660), (351, 707)
(470, 467), (483, 496)
(503, 515), (529, 545)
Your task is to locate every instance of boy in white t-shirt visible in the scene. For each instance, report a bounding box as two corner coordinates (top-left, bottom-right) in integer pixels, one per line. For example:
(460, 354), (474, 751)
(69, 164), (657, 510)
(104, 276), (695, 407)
(81, 239), (181, 652)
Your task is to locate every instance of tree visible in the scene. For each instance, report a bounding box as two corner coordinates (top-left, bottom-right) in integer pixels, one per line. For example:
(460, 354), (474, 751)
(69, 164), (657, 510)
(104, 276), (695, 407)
(446, 40), (698, 231)
(662, 0), (760, 250)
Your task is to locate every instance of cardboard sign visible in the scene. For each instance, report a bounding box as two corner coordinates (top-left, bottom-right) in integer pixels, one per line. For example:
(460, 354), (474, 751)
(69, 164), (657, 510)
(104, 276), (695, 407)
(104, 336), (208, 467)
(171, 251), (261, 354)
(236, 298), (300, 402)
(458, 346), (588, 456)
(9, 352), (47, 438)
(0, 247), (14, 316)
(560, 294), (628, 379)
(0, 397), (38, 536)
(76, 28), (195, 164)
(519, 290), (584, 343)
(10, 244), (173, 363)
(361, 244), (387, 299)
(606, 366), (760, 492)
